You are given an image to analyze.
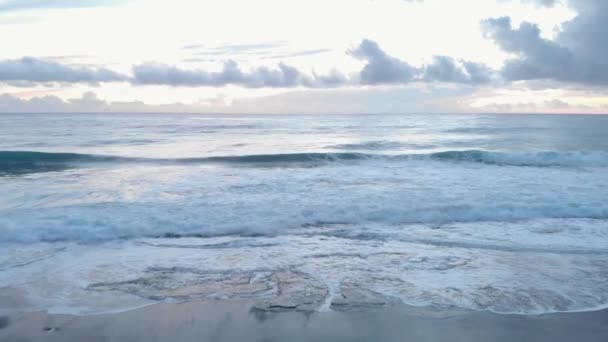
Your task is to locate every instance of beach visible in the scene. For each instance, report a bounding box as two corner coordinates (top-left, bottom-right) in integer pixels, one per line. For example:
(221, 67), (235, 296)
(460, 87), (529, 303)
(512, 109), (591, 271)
(2, 0), (608, 338)
(2, 299), (608, 342)
(2, 114), (608, 340)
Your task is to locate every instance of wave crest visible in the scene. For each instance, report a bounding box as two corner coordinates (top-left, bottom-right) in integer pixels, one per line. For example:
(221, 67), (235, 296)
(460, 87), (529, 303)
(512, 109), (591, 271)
(1, 149), (607, 175)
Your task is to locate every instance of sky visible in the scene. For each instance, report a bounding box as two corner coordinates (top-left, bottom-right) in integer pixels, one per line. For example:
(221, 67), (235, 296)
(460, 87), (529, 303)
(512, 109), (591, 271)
(0, 0), (607, 114)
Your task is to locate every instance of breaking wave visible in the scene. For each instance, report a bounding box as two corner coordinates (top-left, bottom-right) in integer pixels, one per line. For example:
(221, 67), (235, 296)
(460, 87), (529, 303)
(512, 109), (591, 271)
(326, 140), (435, 150)
(1, 149), (608, 175)
(428, 150), (608, 167)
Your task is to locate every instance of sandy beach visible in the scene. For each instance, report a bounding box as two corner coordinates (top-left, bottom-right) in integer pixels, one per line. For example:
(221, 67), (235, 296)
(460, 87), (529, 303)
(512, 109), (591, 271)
(1, 299), (607, 342)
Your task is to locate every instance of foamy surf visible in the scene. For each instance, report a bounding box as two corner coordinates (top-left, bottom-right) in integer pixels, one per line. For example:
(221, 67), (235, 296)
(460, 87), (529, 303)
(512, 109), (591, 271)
(1, 221), (608, 315)
(1, 113), (608, 316)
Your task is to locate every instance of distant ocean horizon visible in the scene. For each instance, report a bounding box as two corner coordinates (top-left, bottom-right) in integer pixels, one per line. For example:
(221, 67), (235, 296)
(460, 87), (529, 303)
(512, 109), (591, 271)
(1, 113), (607, 315)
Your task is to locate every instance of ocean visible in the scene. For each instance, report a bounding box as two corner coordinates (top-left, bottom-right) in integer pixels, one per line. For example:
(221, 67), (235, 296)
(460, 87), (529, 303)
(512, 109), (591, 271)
(1, 113), (607, 315)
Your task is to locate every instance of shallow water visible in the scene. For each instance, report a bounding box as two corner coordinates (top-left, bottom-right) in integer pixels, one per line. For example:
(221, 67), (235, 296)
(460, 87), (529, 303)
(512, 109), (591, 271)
(1, 113), (607, 314)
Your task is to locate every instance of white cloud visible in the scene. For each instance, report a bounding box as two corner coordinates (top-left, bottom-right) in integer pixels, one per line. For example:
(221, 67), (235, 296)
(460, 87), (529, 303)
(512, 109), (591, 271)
(0, 0), (603, 113)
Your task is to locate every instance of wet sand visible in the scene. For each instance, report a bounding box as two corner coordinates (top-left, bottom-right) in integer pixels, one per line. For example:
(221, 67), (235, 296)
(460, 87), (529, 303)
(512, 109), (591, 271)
(1, 300), (607, 342)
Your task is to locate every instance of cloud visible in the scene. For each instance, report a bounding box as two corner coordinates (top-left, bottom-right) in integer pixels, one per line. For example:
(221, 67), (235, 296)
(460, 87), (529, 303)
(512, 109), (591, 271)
(0, 92), (176, 113)
(349, 39), (418, 84)
(471, 98), (604, 114)
(423, 56), (493, 84)
(557, 0), (608, 83)
(0, 85), (475, 114)
(40, 55), (95, 61)
(1, 41), (492, 89)
(0, 57), (127, 84)
(482, 17), (574, 81)
(0, 0), (126, 13)
(185, 42), (288, 56)
(132, 60), (347, 88)
(232, 84), (477, 114)
(351, 39), (493, 85)
(519, 0), (560, 7)
(134, 40), (492, 88)
(180, 44), (205, 50)
(265, 49), (333, 59)
(482, 0), (608, 85)
(534, 0), (559, 5)
(414, 0), (560, 6)
(0, 93), (68, 112)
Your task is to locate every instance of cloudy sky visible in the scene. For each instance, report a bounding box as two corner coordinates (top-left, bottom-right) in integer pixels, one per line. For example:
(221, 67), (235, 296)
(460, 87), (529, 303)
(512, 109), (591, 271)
(0, 0), (606, 114)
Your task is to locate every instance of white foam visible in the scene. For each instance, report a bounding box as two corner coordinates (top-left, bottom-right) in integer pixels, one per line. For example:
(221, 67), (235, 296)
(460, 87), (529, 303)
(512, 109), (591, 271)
(1, 223), (607, 315)
(2, 114), (608, 315)
(1, 159), (608, 243)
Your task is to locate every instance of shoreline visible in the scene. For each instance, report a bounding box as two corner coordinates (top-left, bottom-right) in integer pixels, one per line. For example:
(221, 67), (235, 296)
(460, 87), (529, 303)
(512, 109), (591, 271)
(2, 300), (608, 342)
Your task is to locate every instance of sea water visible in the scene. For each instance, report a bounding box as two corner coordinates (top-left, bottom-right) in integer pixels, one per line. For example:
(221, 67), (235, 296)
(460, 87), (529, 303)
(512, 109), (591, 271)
(0, 113), (607, 314)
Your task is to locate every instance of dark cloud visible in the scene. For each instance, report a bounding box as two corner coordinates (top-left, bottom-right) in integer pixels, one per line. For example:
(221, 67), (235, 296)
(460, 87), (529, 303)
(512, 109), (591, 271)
(482, 17), (574, 81)
(349, 39), (417, 84)
(0, 57), (127, 84)
(351, 39), (493, 85)
(136, 40), (492, 88)
(462, 61), (495, 84)
(557, 0), (608, 84)
(423, 56), (493, 84)
(0, 41), (491, 88)
(132, 60), (347, 88)
(482, 0), (608, 85)
(0, 0), (125, 13)
(423, 56), (468, 83)
(134, 40), (492, 88)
